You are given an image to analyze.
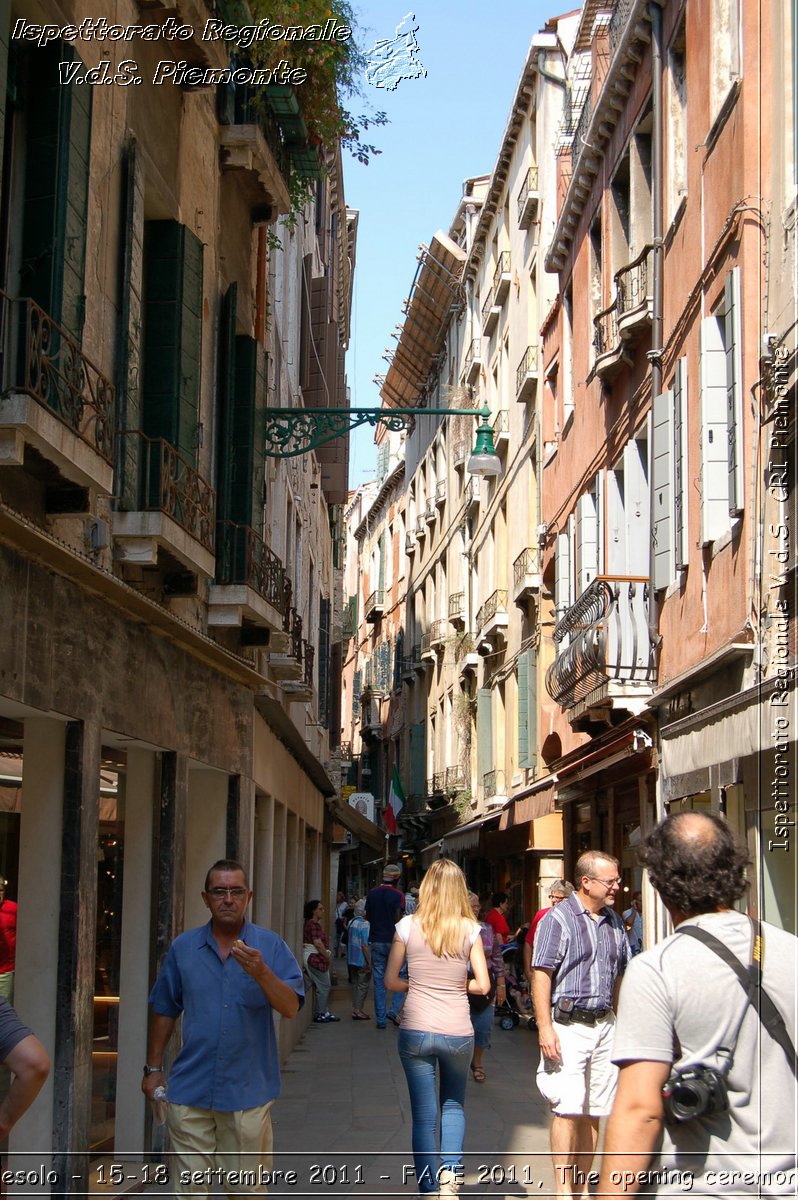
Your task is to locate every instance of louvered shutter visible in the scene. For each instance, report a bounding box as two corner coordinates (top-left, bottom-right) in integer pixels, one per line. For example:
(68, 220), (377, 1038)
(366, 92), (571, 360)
(477, 688), (493, 786)
(527, 645), (538, 773)
(118, 138), (145, 510)
(410, 722), (426, 797)
(352, 670), (362, 721)
(624, 438), (649, 576)
(318, 597), (330, 728)
(724, 269), (744, 515)
(576, 489), (599, 594)
(674, 359), (689, 571)
(216, 284), (237, 524)
(700, 315), (729, 543)
(517, 652), (529, 768)
(652, 389), (675, 591)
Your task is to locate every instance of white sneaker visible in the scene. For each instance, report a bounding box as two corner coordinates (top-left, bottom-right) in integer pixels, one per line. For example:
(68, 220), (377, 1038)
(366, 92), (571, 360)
(438, 1168), (462, 1197)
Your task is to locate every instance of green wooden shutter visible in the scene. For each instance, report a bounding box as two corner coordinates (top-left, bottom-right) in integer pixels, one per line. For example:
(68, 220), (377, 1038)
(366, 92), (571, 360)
(527, 646), (538, 774)
(476, 687), (493, 785)
(378, 529), (387, 591)
(410, 722), (426, 797)
(142, 220), (203, 466)
(21, 42), (91, 341)
(117, 138), (145, 510)
(0, 0), (10, 182)
(216, 283), (238, 523)
(518, 652), (529, 768)
(231, 334), (261, 528)
(352, 669), (362, 720)
(318, 597), (330, 728)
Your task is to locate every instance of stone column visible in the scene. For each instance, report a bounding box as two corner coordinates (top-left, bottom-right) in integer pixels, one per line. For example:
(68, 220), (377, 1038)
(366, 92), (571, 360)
(253, 793), (275, 930)
(114, 748), (156, 1156)
(184, 769), (227, 930)
(9, 717), (66, 1171)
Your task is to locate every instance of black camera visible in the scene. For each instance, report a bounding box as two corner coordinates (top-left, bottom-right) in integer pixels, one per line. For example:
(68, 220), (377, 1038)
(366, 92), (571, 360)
(662, 1066), (730, 1125)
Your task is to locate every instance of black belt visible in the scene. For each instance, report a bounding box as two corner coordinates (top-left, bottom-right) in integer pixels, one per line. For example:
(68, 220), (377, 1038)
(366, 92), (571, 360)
(554, 1006), (611, 1026)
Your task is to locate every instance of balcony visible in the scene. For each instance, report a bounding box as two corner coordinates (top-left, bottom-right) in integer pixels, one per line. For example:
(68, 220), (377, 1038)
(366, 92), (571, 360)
(615, 245), (653, 341)
(456, 636), (480, 678)
(481, 289), (500, 337)
(517, 166), (540, 229)
(592, 301), (630, 380)
(545, 576), (656, 728)
(445, 766), (464, 794)
(411, 642), (427, 673)
(0, 293), (115, 495)
(218, 83), (292, 216)
(464, 338), (482, 386)
(493, 252), (511, 305)
(360, 693), (383, 735)
(415, 515), (427, 541)
(339, 742), (353, 765)
(492, 409), (509, 452)
(424, 497), (436, 525)
(420, 631), (436, 663)
(269, 606), (303, 681)
(449, 591), (466, 627)
(364, 588), (386, 623)
(405, 530), (417, 556)
(483, 768), (508, 806)
(426, 775), (445, 801)
(465, 476), (481, 511)
(513, 547), (541, 605)
(435, 480), (447, 508)
(453, 440), (469, 470)
(402, 654), (416, 681)
(208, 522), (289, 631)
(476, 588), (509, 644)
(516, 345), (538, 403)
(113, 431), (215, 579)
(429, 618), (447, 650)
(282, 639), (315, 701)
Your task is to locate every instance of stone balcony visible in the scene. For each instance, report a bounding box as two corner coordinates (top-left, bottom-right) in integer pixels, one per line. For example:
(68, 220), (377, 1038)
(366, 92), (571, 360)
(208, 521), (289, 632)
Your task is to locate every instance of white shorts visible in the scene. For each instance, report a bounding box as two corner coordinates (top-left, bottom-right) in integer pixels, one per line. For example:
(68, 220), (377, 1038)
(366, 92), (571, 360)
(536, 1012), (618, 1117)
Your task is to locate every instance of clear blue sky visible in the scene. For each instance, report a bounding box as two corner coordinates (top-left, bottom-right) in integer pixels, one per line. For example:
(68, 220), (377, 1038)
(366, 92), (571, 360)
(344, 1), (552, 486)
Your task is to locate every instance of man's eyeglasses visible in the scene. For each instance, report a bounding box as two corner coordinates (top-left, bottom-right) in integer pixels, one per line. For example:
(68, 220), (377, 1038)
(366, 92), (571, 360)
(207, 887), (248, 899)
(589, 876), (622, 888)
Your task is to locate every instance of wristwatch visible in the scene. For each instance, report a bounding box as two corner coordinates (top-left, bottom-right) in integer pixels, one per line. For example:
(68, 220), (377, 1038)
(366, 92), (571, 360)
(142, 1064), (163, 1076)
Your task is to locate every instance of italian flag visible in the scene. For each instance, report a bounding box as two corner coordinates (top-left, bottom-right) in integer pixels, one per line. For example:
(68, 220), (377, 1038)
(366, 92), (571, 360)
(385, 765), (405, 834)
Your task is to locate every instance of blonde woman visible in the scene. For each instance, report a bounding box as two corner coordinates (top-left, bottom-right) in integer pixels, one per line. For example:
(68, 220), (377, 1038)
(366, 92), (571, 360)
(385, 859), (490, 1199)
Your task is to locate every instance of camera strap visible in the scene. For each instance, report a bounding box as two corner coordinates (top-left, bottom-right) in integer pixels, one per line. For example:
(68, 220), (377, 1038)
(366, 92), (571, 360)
(676, 919), (797, 1079)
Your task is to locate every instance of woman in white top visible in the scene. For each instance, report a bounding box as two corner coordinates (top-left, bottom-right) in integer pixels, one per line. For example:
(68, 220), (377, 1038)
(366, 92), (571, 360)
(385, 859), (490, 1198)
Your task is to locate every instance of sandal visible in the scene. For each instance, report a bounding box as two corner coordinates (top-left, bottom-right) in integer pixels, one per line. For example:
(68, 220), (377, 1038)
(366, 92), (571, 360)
(470, 1065), (486, 1083)
(352, 1011), (370, 1020)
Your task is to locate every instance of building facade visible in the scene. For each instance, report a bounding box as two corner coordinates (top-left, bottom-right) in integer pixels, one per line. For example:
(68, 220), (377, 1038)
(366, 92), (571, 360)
(0, 0), (355, 1183)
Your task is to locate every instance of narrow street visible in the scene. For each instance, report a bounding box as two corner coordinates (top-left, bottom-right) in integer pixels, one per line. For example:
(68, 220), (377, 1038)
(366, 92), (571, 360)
(269, 978), (555, 1199)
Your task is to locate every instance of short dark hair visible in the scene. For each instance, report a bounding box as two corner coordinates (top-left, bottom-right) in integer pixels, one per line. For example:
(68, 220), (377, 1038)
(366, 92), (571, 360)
(491, 892), (508, 907)
(204, 859), (248, 892)
(641, 812), (749, 913)
(304, 899), (321, 920)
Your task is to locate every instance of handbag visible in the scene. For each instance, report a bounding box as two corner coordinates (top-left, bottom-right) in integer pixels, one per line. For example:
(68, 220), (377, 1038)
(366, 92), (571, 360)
(468, 973), (497, 1014)
(302, 943), (316, 970)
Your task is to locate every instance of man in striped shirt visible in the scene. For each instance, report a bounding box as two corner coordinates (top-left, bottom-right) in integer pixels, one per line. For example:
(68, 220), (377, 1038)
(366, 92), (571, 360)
(531, 851), (629, 1199)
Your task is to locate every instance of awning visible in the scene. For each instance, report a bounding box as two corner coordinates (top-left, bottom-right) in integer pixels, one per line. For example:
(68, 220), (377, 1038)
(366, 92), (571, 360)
(380, 232), (466, 409)
(419, 809), (503, 866)
(326, 796), (386, 852)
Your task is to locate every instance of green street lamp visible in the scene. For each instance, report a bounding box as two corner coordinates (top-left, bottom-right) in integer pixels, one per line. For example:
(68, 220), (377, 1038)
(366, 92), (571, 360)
(262, 406), (502, 477)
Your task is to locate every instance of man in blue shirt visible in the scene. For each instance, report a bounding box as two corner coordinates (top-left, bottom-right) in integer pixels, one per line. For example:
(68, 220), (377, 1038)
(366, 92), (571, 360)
(531, 851), (629, 1200)
(365, 864), (405, 1028)
(142, 860), (303, 1196)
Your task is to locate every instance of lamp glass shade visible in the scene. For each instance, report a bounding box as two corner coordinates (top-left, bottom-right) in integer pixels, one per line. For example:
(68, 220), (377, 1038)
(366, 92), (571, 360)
(466, 420), (502, 477)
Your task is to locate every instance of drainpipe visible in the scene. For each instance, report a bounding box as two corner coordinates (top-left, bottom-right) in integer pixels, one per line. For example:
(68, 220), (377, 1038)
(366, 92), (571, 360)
(647, 2), (664, 650)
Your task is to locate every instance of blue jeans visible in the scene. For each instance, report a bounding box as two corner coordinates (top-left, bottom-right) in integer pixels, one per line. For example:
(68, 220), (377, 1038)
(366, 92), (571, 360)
(398, 1030), (474, 1195)
(370, 942), (406, 1025)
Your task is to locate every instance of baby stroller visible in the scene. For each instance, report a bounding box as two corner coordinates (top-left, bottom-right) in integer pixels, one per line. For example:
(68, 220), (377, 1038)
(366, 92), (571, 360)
(495, 936), (536, 1031)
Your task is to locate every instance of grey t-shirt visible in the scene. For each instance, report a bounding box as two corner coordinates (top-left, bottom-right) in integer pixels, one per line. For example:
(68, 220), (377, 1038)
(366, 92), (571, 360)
(612, 912), (797, 1195)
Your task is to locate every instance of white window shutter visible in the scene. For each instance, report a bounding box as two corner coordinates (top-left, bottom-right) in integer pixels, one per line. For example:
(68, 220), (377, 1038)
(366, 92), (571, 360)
(555, 530), (572, 626)
(700, 315), (729, 544)
(674, 358), (689, 570)
(576, 489), (599, 594)
(623, 436), (650, 576)
(605, 461), (626, 575)
(724, 268), (744, 515)
(652, 389), (675, 590)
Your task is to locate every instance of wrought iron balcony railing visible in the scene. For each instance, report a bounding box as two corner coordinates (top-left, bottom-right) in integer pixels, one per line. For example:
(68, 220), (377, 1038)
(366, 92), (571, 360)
(615, 244), (653, 321)
(493, 251), (511, 298)
(282, 605), (303, 659)
(1, 291), (115, 463)
(453, 440), (469, 468)
(571, 90), (594, 175)
(517, 165), (540, 228)
(433, 771), (446, 795)
(545, 575), (655, 709)
(464, 338), (482, 383)
(118, 431), (215, 553)
(481, 289), (499, 335)
(364, 588), (386, 621)
(445, 766), (464, 793)
(483, 769), (506, 800)
(435, 480), (447, 506)
(301, 639), (315, 689)
(339, 741), (353, 761)
(513, 547), (540, 591)
(215, 521), (289, 613)
(449, 591), (465, 621)
(609, 0), (636, 57)
(429, 618), (447, 646)
(593, 300), (619, 358)
(416, 515), (427, 539)
(476, 588), (508, 632)
(516, 344), (538, 400)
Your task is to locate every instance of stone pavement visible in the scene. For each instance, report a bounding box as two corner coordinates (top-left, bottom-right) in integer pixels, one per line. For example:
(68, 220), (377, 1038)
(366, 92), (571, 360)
(269, 974), (556, 1200)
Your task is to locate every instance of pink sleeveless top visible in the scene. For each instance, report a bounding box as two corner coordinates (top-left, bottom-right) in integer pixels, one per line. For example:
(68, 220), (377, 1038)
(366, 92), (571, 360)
(395, 914), (481, 1036)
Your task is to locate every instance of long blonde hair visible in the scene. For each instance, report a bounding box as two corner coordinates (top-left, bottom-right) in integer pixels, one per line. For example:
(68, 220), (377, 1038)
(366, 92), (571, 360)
(414, 859), (475, 957)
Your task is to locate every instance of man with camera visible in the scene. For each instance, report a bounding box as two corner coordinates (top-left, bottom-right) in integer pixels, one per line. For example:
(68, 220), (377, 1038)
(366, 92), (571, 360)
(599, 812), (797, 1197)
(531, 851), (630, 1199)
